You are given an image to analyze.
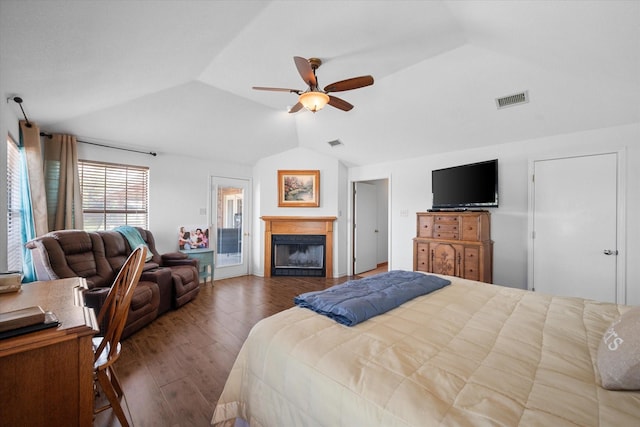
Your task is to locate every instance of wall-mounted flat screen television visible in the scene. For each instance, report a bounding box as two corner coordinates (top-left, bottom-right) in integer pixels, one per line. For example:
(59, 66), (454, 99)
(432, 159), (498, 209)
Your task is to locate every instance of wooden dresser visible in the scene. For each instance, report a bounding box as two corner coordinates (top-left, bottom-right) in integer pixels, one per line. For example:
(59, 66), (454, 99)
(413, 211), (493, 283)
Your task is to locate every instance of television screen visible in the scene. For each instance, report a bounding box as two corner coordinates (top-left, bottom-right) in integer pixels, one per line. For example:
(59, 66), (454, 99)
(432, 159), (498, 209)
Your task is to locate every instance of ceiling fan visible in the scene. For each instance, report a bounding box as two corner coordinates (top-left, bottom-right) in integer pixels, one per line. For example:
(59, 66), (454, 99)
(252, 56), (374, 113)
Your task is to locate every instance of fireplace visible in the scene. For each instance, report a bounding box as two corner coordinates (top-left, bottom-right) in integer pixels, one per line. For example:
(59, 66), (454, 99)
(262, 216), (337, 278)
(272, 235), (325, 277)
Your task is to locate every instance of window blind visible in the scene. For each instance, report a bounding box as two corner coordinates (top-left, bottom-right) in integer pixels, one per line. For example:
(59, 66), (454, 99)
(78, 160), (149, 231)
(6, 137), (22, 272)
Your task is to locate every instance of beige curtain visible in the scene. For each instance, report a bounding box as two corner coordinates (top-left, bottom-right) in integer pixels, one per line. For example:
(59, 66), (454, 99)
(44, 133), (84, 231)
(20, 120), (49, 236)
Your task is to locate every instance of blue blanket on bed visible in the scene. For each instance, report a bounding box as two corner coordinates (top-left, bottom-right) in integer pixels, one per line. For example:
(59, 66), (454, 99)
(294, 270), (451, 326)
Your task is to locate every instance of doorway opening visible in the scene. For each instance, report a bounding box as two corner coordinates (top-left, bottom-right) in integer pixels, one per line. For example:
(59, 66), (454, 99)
(352, 178), (390, 276)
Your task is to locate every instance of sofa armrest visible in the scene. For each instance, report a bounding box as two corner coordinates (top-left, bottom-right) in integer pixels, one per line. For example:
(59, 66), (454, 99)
(141, 266), (172, 286)
(161, 252), (188, 261)
(161, 252), (198, 268)
(161, 258), (199, 269)
(25, 239), (60, 281)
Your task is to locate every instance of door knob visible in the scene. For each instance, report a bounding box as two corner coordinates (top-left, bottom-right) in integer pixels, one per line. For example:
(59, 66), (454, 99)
(603, 249), (618, 255)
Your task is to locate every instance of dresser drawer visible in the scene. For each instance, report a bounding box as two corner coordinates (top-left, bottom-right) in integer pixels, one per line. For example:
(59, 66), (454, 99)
(434, 221), (460, 240)
(434, 216), (460, 240)
(434, 232), (459, 240)
(461, 216), (479, 241)
(417, 215), (434, 238)
(464, 247), (480, 281)
(434, 215), (460, 224)
(415, 243), (430, 271)
(435, 223), (459, 233)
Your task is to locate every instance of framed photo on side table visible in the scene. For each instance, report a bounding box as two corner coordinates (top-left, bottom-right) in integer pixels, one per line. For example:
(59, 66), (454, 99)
(277, 170), (320, 207)
(178, 225), (210, 250)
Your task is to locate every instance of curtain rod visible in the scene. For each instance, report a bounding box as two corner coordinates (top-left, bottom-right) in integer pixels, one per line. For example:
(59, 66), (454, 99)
(9, 96), (157, 156)
(39, 132), (157, 157)
(9, 96), (33, 127)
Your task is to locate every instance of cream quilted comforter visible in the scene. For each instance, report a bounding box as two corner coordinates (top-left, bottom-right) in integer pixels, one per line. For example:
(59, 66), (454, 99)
(211, 275), (640, 426)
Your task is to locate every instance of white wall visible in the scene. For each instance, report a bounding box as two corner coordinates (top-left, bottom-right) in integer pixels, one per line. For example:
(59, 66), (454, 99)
(252, 147), (348, 277)
(3, 109), (638, 305)
(349, 123), (640, 305)
(76, 143), (253, 255)
(336, 160), (349, 275)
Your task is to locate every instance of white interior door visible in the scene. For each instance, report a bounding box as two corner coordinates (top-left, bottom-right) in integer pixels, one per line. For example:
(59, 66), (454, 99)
(354, 182), (378, 274)
(530, 153), (620, 302)
(211, 176), (250, 279)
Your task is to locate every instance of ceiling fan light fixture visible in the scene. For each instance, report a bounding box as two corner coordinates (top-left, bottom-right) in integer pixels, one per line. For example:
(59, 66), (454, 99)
(299, 91), (329, 112)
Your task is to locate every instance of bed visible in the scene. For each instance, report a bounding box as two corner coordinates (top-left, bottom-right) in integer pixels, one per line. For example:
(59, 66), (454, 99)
(211, 273), (640, 426)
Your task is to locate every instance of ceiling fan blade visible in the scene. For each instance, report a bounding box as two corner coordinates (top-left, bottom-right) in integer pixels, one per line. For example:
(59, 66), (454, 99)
(288, 102), (304, 113)
(294, 56), (317, 87)
(252, 86), (300, 93)
(328, 95), (354, 111)
(324, 75), (374, 93)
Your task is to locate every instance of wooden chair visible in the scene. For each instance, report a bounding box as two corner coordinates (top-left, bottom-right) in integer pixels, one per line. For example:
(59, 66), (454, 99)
(93, 245), (147, 427)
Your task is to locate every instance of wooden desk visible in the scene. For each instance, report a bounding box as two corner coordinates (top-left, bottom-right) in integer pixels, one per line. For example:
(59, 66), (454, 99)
(0, 278), (98, 427)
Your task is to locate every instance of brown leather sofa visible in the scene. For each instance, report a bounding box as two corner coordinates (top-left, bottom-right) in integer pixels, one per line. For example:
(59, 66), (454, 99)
(26, 228), (200, 338)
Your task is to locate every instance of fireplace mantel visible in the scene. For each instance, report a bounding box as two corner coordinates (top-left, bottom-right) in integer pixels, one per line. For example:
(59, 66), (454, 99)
(262, 216), (337, 278)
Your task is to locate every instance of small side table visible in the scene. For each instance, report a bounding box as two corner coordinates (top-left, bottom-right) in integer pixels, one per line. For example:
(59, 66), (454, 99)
(180, 248), (215, 284)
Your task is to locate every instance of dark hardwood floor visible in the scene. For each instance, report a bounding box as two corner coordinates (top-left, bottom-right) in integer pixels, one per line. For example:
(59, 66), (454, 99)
(94, 274), (354, 427)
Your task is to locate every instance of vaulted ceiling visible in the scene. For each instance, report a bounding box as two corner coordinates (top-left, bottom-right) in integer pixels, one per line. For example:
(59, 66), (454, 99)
(1, 1), (638, 166)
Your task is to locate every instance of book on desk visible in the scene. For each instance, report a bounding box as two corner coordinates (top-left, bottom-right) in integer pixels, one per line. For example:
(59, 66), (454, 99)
(0, 306), (60, 339)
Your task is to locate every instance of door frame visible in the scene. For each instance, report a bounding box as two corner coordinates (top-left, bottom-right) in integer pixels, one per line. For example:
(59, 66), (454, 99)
(527, 148), (626, 303)
(349, 176), (391, 276)
(210, 175), (252, 280)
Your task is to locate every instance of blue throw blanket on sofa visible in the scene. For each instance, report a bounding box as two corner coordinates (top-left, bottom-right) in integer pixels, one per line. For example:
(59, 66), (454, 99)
(294, 270), (451, 326)
(114, 226), (152, 261)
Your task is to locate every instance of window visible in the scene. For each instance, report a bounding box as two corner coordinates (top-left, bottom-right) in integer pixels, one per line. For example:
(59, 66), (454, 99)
(78, 160), (149, 231)
(6, 136), (22, 272)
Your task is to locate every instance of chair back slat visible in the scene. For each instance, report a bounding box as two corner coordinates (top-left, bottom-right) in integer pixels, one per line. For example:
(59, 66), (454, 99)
(94, 245), (147, 362)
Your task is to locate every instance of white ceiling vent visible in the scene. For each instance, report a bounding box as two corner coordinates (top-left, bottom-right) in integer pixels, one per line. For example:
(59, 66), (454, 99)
(327, 139), (343, 147)
(495, 91), (529, 109)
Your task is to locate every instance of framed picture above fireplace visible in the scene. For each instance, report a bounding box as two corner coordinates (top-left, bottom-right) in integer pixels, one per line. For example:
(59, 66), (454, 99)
(277, 170), (320, 207)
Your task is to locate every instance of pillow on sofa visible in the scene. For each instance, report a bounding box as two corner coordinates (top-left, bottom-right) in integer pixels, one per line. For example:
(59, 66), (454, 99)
(598, 307), (640, 390)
